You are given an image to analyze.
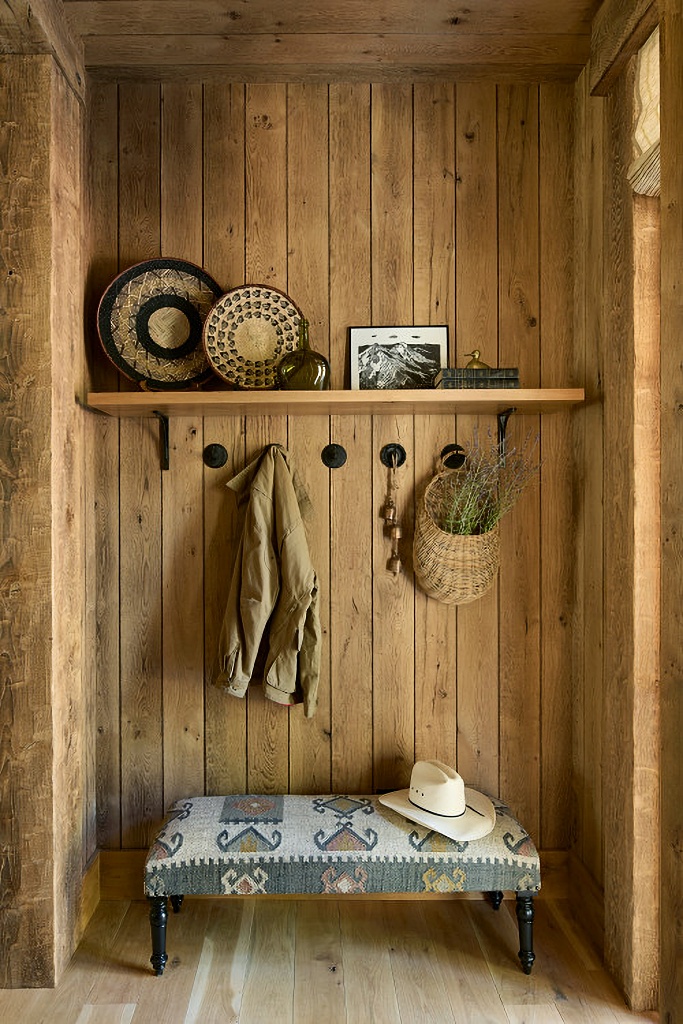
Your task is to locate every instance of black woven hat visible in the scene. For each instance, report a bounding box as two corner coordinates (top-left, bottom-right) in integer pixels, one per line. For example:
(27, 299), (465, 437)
(97, 258), (223, 389)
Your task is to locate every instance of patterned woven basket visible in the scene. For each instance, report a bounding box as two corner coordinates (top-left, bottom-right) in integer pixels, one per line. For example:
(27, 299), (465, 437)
(413, 473), (500, 605)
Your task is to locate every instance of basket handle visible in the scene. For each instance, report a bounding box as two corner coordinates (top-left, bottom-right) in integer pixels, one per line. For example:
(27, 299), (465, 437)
(439, 444), (466, 471)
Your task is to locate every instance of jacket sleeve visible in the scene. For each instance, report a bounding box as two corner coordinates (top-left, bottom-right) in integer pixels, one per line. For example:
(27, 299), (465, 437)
(215, 488), (280, 694)
(298, 579), (322, 718)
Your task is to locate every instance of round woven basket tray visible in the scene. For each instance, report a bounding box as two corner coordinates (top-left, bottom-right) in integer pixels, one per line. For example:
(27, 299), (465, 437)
(413, 475), (500, 605)
(203, 284), (303, 389)
(97, 258), (223, 390)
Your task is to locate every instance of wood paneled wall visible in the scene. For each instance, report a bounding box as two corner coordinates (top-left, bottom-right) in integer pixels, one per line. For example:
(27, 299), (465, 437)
(86, 81), (576, 856)
(1, 52), (90, 987)
(573, 62), (660, 1011)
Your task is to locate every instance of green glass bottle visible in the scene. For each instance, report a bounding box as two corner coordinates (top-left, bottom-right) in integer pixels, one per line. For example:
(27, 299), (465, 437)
(277, 318), (330, 391)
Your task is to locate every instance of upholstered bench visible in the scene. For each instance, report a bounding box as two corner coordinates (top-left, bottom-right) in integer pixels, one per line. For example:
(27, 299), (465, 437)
(144, 793), (541, 976)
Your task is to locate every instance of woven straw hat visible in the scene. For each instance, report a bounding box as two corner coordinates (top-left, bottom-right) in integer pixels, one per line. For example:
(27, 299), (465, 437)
(379, 760), (495, 841)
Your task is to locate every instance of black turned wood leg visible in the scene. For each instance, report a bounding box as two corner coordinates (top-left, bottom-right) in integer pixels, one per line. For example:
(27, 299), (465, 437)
(170, 895), (184, 913)
(515, 892), (536, 974)
(487, 890), (504, 910)
(148, 895), (169, 976)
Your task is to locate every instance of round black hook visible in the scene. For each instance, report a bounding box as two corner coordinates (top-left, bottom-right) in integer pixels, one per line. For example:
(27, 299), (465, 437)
(203, 443), (228, 469)
(380, 443), (407, 469)
(321, 443), (347, 469)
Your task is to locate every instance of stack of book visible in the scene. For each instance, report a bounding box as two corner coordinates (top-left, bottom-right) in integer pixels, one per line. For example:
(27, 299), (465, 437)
(434, 367), (520, 389)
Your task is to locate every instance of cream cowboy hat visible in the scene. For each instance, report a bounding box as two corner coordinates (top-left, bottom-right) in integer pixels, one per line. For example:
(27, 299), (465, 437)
(379, 760), (496, 841)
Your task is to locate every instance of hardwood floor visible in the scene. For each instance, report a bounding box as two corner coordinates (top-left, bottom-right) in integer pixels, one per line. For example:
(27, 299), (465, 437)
(0, 898), (659, 1023)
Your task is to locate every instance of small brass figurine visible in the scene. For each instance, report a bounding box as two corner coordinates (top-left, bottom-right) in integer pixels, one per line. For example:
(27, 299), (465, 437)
(464, 349), (491, 369)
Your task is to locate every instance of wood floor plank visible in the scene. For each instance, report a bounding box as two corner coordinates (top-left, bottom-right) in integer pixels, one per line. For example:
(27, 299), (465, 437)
(466, 900), (556, 1006)
(75, 1005), (136, 1024)
(238, 900), (296, 1023)
(184, 900), (255, 1024)
(424, 901), (510, 1023)
(505, 1006), (565, 1023)
(384, 902), (456, 1024)
(338, 901), (401, 1024)
(293, 901), (346, 1022)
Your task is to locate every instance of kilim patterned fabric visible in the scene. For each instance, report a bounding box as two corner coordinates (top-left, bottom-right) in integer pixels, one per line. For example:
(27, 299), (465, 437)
(144, 794), (540, 898)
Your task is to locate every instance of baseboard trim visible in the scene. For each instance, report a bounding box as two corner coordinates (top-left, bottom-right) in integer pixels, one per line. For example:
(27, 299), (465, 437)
(568, 851), (605, 957)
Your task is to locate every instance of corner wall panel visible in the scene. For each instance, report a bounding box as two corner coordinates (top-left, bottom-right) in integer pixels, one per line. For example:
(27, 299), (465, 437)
(454, 83), (500, 796)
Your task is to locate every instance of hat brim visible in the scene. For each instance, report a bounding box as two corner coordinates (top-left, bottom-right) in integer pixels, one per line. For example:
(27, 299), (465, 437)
(378, 787), (495, 841)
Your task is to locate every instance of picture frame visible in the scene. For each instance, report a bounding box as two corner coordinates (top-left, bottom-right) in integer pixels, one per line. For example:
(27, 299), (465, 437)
(349, 325), (449, 390)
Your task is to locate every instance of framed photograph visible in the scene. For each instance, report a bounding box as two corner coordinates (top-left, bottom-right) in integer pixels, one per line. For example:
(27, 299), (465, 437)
(349, 326), (448, 389)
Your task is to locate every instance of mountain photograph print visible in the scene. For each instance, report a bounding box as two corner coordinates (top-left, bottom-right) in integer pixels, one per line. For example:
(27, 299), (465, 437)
(350, 326), (448, 389)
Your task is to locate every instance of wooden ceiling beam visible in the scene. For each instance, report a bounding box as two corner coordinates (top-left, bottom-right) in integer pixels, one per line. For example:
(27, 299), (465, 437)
(0, 0), (85, 99)
(590, 0), (658, 95)
(63, 0), (596, 38)
(81, 32), (589, 82)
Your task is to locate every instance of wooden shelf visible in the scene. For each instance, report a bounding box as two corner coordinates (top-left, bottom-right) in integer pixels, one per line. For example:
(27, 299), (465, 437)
(86, 388), (584, 418)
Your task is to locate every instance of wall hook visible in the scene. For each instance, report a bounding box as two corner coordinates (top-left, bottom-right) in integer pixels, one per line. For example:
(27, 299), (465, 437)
(321, 443), (347, 469)
(380, 442), (406, 469)
(203, 443), (228, 469)
(380, 445), (405, 574)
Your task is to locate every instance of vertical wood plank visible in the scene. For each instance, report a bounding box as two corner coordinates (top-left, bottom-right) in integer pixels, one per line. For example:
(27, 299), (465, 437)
(539, 83), (575, 850)
(118, 82), (163, 846)
(286, 83), (332, 793)
(203, 417), (248, 796)
(659, 0), (683, 1014)
(245, 83), (289, 793)
(371, 84), (415, 792)
(160, 83), (205, 808)
(573, 70), (605, 882)
(497, 85), (541, 834)
(329, 84), (373, 793)
(202, 82), (248, 794)
(602, 70), (636, 998)
(50, 62), (89, 971)
(87, 81), (121, 850)
(413, 83), (457, 767)
(630, 193), (661, 1011)
(454, 83), (500, 796)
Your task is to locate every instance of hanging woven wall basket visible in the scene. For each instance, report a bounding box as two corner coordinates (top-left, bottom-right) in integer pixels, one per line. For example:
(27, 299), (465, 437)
(413, 473), (500, 606)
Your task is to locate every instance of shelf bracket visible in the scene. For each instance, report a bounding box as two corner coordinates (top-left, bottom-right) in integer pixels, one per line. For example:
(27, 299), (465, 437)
(497, 408), (516, 464)
(153, 411), (170, 471)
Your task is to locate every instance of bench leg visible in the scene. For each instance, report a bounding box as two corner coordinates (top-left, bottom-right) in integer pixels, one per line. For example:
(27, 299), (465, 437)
(170, 895), (184, 914)
(487, 890), (504, 910)
(148, 895), (169, 976)
(515, 893), (536, 974)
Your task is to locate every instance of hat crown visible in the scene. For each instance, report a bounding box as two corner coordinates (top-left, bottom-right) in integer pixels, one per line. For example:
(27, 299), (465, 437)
(408, 760), (466, 818)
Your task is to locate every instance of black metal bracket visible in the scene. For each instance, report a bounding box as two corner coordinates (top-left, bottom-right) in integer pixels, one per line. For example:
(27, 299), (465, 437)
(153, 411), (170, 471)
(497, 408), (516, 463)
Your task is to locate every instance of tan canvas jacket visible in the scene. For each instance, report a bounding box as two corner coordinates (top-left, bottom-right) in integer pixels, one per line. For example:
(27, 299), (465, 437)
(214, 445), (321, 718)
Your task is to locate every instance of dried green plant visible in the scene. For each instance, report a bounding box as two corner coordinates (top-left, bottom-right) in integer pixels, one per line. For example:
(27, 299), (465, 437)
(427, 430), (541, 536)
